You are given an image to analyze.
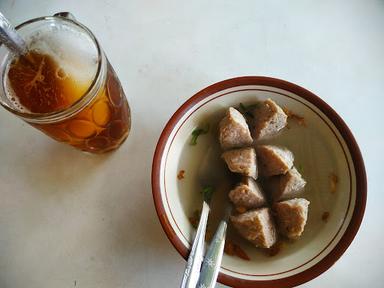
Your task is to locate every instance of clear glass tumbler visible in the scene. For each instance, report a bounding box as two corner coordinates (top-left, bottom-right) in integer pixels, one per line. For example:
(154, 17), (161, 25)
(0, 14), (131, 153)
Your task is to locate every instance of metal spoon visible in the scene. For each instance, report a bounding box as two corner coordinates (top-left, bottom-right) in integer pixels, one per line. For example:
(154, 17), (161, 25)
(0, 11), (27, 56)
(196, 205), (232, 288)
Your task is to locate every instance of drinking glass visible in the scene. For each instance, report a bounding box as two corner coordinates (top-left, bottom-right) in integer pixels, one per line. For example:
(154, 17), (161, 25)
(0, 13), (131, 153)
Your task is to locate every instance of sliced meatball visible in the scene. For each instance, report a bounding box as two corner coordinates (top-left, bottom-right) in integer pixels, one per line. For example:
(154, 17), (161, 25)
(222, 147), (258, 179)
(230, 208), (277, 248)
(273, 198), (310, 240)
(252, 98), (287, 140)
(256, 145), (294, 177)
(219, 107), (253, 150)
(265, 167), (306, 202)
(229, 177), (266, 208)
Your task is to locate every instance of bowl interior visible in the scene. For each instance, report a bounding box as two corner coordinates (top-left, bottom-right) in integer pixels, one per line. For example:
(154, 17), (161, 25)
(156, 83), (357, 285)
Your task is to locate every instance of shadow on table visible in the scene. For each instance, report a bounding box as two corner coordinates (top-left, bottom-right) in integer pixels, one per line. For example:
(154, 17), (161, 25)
(19, 141), (110, 196)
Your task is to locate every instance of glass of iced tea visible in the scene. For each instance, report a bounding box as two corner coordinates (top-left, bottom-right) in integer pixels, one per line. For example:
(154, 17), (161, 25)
(0, 14), (131, 153)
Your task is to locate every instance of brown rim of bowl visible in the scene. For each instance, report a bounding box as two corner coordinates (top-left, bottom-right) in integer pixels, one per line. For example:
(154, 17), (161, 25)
(151, 76), (367, 288)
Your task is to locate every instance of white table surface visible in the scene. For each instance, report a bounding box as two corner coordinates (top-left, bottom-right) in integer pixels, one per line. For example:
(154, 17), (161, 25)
(0, 1), (383, 287)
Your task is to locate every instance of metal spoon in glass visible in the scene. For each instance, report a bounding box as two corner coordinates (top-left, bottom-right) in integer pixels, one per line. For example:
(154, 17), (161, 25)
(0, 11), (27, 56)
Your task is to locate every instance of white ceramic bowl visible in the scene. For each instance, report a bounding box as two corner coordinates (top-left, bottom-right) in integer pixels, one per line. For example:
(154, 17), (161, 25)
(152, 77), (366, 288)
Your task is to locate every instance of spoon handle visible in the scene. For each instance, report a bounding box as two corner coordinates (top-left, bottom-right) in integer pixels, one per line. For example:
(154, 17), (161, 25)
(53, 12), (77, 21)
(0, 12), (27, 55)
(180, 201), (210, 288)
(196, 219), (228, 288)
